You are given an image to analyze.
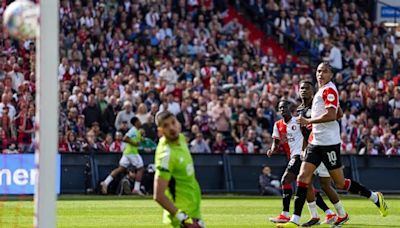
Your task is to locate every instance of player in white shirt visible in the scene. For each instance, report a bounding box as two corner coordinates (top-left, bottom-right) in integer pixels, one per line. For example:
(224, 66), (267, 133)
(268, 100), (331, 224)
(278, 62), (388, 228)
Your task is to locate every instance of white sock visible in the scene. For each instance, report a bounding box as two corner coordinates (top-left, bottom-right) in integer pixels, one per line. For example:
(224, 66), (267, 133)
(290, 215), (300, 224)
(134, 181), (141, 191)
(369, 192), (378, 203)
(307, 201), (319, 218)
(333, 201), (346, 217)
(104, 175), (113, 185)
(325, 209), (335, 215)
(282, 211), (289, 217)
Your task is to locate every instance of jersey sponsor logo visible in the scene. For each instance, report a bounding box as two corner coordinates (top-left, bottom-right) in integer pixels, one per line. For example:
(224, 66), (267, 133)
(327, 93), (335, 102)
(186, 164), (194, 176)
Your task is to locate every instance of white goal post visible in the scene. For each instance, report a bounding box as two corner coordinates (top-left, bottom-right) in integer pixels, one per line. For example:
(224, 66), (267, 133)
(33, 0), (59, 227)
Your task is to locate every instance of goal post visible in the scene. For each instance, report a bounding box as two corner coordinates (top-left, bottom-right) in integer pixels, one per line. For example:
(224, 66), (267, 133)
(33, 0), (59, 227)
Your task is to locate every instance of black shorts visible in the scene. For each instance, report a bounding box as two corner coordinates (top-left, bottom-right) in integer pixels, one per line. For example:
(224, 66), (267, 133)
(284, 155), (302, 176)
(304, 144), (342, 170)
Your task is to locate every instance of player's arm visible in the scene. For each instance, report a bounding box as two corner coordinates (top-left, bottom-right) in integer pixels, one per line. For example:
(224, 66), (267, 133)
(336, 106), (343, 120)
(123, 135), (140, 146)
(298, 87), (339, 125)
(153, 153), (197, 226)
(153, 176), (178, 215)
(267, 122), (280, 157)
(267, 138), (280, 157)
(303, 107), (337, 124)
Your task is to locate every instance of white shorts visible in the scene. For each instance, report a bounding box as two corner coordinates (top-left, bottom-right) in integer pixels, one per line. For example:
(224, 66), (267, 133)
(119, 154), (144, 168)
(314, 163), (330, 178)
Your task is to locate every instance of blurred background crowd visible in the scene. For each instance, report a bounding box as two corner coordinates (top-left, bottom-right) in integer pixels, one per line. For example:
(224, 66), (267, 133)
(0, 0), (398, 156)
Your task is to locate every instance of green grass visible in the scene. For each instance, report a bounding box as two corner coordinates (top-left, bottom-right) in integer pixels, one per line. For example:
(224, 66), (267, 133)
(0, 196), (399, 227)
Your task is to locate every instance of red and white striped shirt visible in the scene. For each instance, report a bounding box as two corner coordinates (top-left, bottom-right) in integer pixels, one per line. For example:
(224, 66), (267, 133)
(272, 117), (303, 159)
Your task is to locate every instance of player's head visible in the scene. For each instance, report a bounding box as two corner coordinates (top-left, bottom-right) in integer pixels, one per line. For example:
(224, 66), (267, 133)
(299, 80), (314, 100)
(278, 100), (292, 119)
(156, 111), (181, 141)
(130, 116), (141, 128)
(316, 62), (333, 86)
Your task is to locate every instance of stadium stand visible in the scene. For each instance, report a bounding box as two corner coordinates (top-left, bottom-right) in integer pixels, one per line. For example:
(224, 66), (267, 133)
(0, 0), (398, 156)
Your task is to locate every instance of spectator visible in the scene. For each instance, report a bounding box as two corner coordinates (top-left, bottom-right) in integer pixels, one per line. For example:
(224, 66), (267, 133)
(389, 108), (400, 134)
(210, 96), (231, 134)
(115, 101), (135, 131)
(136, 103), (150, 125)
(259, 165), (281, 196)
(65, 130), (81, 152)
(190, 133), (211, 153)
(0, 106), (16, 150)
(159, 60), (178, 93)
(341, 132), (355, 154)
(102, 133), (114, 152)
(247, 129), (262, 153)
(82, 130), (104, 152)
(359, 138), (379, 156)
(109, 131), (125, 153)
(82, 94), (102, 128)
(138, 130), (157, 153)
(15, 106), (34, 153)
(102, 96), (119, 134)
(386, 138), (400, 156)
(141, 115), (158, 142)
(0, 93), (16, 119)
(211, 132), (228, 154)
(235, 137), (254, 154)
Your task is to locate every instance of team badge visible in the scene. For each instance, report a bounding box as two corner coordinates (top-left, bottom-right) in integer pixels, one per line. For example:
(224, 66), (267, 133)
(327, 94), (335, 102)
(292, 125), (296, 130)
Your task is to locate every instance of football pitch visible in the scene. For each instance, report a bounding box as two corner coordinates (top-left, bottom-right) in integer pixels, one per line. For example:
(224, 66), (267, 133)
(1, 195), (399, 228)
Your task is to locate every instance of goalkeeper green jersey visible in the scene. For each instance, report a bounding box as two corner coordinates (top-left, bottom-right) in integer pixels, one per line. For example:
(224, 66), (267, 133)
(155, 133), (202, 227)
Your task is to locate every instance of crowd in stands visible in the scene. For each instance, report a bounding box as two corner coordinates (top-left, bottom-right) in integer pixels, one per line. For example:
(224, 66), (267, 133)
(0, 0), (398, 156)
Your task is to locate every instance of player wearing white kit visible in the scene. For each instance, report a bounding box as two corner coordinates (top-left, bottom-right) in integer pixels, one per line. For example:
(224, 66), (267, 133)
(297, 80), (341, 227)
(268, 100), (333, 224)
(278, 62), (388, 228)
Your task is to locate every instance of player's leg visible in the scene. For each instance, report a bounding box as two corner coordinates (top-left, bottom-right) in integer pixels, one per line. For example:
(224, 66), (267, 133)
(131, 154), (145, 195)
(302, 178), (322, 227)
(277, 145), (320, 227)
(270, 156), (301, 223)
(323, 144), (388, 225)
(269, 170), (296, 223)
(316, 165), (337, 225)
(328, 167), (388, 217)
(100, 155), (128, 194)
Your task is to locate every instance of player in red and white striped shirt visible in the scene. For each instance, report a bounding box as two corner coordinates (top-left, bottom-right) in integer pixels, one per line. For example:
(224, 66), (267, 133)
(278, 62), (388, 228)
(268, 100), (330, 224)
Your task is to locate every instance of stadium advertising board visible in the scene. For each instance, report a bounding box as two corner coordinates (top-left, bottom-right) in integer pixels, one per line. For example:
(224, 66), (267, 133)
(376, 0), (400, 23)
(0, 154), (60, 194)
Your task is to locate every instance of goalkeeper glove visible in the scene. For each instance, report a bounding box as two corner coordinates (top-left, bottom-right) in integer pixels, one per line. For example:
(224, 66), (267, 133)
(175, 210), (201, 228)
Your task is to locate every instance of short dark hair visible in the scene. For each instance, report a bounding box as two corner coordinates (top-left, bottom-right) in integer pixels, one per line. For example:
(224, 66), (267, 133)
(318, 61), (333, 73)
(155, 111), (175, 126)
(299, 80), (313, 87)
(279, 99), (292, 107)
(130, 117), (140, 126)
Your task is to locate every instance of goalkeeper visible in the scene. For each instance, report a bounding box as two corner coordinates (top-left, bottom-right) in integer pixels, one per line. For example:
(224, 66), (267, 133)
(153, 111), (205, 228)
